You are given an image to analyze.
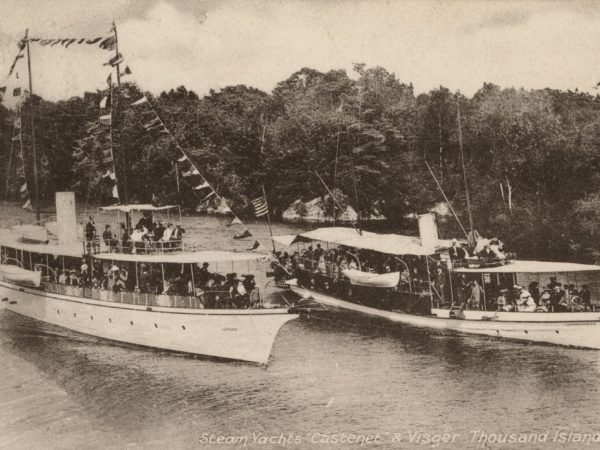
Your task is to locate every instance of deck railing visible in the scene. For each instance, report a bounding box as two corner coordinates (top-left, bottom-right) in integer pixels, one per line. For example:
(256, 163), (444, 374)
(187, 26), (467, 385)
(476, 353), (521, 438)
(84, 238), (207, 255)
(41, 282), (260, 310)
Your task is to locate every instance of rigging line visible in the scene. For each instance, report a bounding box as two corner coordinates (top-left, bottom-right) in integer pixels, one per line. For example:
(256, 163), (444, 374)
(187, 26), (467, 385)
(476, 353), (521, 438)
(424, 159), (469, 241)
(4, 111), (19, 198)
(314, 170), (360, 234)
(332, 101), (343, 226)
(138, 98), (266, 247)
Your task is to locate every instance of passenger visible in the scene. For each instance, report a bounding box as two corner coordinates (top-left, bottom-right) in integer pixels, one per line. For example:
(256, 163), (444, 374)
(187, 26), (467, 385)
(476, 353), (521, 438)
(496, 289), (511, 311)
(85, 215), (97, 253)
(348, 258), (358, 270)
(536, 288), (552, 312)
(477, 244), (495, 263)
(468, 280), (483, 310)
(517, 286), (536, 312)
(103, 225), (115, 249)
(314, 244), (324, 261)
(58, 270), (67, 285)
(197, 262), (210, 286)
(153, 220), (165, 242)
(448, 239), (466, 263)
(489, 238), (506, 259)
(161, 223), (174, 250)
(172, 224), (185, 248)
(580, 285), (592, 311)
(528, 281), (540, 304)
(68, 270), (80, 287)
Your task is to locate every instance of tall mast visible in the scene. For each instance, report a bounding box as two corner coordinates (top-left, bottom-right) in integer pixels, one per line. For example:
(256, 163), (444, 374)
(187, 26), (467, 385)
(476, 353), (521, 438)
(456, 98), (474, 241)
(111, 21), (131, 230)
(25, 29), (41, 223)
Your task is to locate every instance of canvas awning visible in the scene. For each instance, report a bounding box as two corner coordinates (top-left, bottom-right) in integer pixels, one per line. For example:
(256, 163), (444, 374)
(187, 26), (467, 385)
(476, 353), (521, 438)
(272, 227), (442, 256)
(453, 260), (600, 274)
(100, 204), (179, 213)
(93, 250), (269, 264)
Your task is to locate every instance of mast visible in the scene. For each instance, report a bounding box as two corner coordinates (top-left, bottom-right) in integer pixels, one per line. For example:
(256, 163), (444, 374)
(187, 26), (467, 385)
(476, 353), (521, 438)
(111, 21), (131, 230)
(456, 98), (474, 241)
(25, 29), (40, 223)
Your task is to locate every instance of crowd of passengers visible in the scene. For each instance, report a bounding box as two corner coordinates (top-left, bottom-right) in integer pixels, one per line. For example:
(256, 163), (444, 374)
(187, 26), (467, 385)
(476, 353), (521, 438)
(42, 259), (259, 309)
(84, 213), (186, 254)
(272, 242), (595, 312)
(456, 278), (594, 312)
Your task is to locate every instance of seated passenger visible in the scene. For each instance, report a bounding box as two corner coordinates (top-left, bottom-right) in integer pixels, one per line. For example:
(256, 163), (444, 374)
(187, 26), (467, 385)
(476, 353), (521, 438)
(536, 288), (552, 312)
(580, 285), (592, 311)
(517, 286), (536, 312)
(58, 270), (67, 285)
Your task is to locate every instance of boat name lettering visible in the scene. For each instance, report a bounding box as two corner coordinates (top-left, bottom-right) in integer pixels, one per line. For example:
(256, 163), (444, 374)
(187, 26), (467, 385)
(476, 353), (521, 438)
(221, 327), (238, 332)
(565, 322), (596, 326)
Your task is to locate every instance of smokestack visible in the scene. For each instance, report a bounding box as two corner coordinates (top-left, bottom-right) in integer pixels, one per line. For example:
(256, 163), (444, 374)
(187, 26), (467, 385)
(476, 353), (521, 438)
(418, 213), (438, 250)
(55, 192), (78, 246)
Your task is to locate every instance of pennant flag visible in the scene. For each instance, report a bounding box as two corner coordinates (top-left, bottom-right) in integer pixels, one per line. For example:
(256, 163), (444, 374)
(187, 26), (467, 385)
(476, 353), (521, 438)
(99, 114), (111, 125)
(86, 37), (103, 45)
(111, 184), (119, 199)
(64, 38), (78, 48)
(20, 182), (27, 193)
(201, 191), (215, 201)
(233, 229), (252, 240)
(40, 39), (53, 46)
(8, 53), (23, 76)
(102, 170), (116, 180)
(131, 96), (148, 106)
(99, 35), (117, 51)
(99, 95), (109, 109)
(249, 240), (261, 251)
(143, 117), (161, 130)
(251, 196), (269, 217)
(230, 216), (243, 226)
(120, 66), (132, 77)
(51, 40), (61, 47)
(193, 181), (209, 190)
(104, 53), (124, 67)
(183, 168), (200, 177)
(22, 199), (31, 210)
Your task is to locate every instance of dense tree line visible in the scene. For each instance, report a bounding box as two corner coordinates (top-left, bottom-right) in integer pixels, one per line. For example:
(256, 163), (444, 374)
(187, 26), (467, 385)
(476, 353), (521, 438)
(2, 64), (600, 261)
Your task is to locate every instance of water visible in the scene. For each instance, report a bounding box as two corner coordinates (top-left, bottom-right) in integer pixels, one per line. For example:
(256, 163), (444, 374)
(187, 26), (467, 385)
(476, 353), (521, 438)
(2, 203), (600, 449)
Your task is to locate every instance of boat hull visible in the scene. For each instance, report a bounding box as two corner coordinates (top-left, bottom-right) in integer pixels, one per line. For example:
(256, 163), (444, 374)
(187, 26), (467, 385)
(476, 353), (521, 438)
(290, 284), (600, 349)
(0, 281), (297, 364)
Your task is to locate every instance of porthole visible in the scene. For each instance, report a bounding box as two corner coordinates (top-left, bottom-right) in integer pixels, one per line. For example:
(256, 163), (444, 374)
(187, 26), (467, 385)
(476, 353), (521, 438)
(181, 325), (186, 330)
(524, 330), (528, 334)
(73, 313), (76, 318)
(90, 315), (94, 320)
(130, 321), (134, 326)
(496, 330), (499, 334)
(555, 330), (559, 334)
(108, 318), (112, 323)
(57, 310), (60, 314)
(154, 323), (158, 328)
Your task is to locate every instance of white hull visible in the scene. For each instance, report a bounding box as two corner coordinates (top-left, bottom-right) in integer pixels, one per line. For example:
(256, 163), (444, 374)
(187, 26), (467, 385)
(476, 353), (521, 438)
(0, 281), (297, 364)
(290, 284), (600, 349)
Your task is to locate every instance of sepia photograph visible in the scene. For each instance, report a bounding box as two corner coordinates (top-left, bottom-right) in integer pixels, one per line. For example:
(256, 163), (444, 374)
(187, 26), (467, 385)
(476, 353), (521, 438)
(1, 0), (600, 448)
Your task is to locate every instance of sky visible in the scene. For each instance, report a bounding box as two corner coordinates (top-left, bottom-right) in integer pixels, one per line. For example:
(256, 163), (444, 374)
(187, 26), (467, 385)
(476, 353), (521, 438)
(1, 0), (600, 102)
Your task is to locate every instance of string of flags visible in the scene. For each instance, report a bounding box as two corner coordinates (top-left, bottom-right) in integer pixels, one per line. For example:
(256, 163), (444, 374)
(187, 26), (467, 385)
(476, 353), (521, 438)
(23, 35), (116, 51)
(129, 94), (266, 251)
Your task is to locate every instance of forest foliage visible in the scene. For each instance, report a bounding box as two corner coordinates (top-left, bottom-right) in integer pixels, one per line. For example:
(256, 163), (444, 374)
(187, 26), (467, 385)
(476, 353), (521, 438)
(2, 64), (600, 261)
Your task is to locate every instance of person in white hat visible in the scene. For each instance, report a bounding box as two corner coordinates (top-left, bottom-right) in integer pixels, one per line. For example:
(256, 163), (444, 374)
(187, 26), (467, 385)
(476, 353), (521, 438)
(518, 285), (536, 312)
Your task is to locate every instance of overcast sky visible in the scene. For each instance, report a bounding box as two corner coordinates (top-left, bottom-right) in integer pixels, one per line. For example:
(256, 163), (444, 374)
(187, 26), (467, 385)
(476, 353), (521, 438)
(1, 0), (599, 102)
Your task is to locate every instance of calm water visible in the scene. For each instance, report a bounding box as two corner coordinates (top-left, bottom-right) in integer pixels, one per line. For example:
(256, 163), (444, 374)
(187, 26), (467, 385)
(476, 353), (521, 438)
(1, 203), (600, 450)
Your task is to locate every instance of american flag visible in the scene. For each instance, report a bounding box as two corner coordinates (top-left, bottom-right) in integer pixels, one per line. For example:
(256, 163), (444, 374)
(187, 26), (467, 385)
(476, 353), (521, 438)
(251, 196), (268, 218)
